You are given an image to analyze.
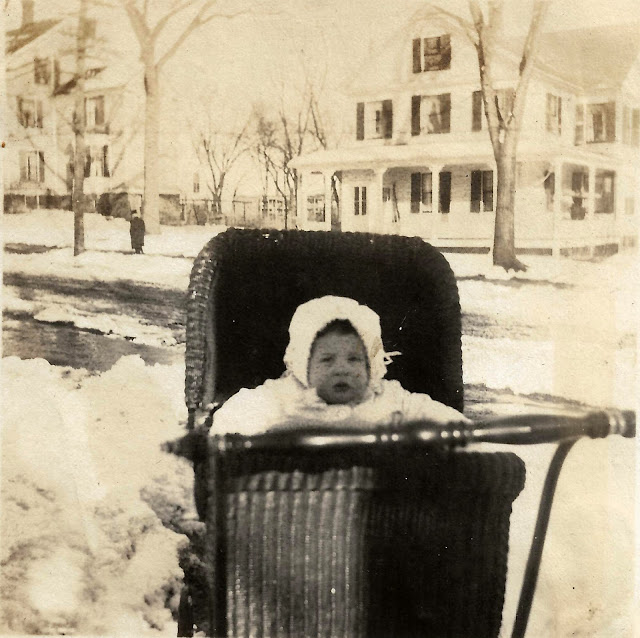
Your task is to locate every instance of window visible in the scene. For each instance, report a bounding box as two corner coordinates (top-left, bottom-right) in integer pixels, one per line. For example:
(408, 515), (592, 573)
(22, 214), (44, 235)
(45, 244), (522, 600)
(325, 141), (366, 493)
(411, 172), (451, 213)
(544, 171), (555, 211)
(470, 170), (493, 212)
(570, 170), (588, 219)
(85, 96), (105, 130)
(193, 172), (200, 194)
(472, 88), (514, 131)
(84, 146), (110, 178)
(412, 34), (451, 73)
(354, 186), (367, 216)
(306, 194), (325, 222)
(34, 57), (50, 84)
(356, 100), (392, 140)
(412, 94), (451, 135)
(20, 150), (45, 182)
(586, 102), (615, 143)
(17, 97), (43, 128)
(595, 170), (615, 214)
(546, 94), (562, 135)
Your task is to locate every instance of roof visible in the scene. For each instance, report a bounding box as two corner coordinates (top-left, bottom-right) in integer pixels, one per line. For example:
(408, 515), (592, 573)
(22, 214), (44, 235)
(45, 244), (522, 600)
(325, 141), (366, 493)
(349, 11), (640, 95)
(6, 18), (60, 54)
(290, 139), (619, 172)
(511, 22), (640, 91)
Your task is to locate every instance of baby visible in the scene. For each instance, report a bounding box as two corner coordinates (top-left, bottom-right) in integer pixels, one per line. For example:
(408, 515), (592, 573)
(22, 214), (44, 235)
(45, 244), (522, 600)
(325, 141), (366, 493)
(212, 296), (469, 435)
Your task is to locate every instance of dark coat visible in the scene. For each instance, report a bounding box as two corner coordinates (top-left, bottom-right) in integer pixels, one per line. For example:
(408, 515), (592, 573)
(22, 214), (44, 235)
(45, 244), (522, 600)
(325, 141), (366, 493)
(130, 216), (145, 249)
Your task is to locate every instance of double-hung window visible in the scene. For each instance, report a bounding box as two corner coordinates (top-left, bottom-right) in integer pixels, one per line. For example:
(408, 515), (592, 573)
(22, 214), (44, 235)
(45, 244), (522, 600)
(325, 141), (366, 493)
(546, 94), (562, 135)
(411, 94), (451, 135)
(470, 170), (493, 212)
(20, 150), (45, 182)
(18, 97), (43, 128)
(411, 172), (452, 214)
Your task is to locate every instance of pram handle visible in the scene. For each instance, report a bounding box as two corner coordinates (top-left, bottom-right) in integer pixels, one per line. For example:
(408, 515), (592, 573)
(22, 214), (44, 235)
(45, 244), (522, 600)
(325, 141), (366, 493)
(213, 408), (635, 452)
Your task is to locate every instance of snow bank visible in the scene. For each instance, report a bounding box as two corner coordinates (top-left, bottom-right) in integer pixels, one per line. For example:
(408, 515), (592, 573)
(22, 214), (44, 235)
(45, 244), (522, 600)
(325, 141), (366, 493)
(3, 208), (225, 258)
(1, 356), (196, 635)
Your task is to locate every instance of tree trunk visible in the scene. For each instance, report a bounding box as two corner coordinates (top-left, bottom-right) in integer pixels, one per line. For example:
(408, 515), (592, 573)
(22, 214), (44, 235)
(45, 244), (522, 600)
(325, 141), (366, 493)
(143, 62), (161, 234)
(72, 0), (88, 256)
(493, 150), (526, 270)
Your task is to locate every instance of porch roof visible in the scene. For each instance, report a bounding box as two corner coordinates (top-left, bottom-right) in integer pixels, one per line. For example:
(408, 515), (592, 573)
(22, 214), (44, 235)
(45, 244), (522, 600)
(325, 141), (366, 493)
(290, 139), (621, 173)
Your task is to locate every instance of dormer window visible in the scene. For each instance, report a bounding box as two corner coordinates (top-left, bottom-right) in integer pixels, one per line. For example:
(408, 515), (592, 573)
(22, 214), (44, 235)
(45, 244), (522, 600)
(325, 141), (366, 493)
(412, 34), (451, 73)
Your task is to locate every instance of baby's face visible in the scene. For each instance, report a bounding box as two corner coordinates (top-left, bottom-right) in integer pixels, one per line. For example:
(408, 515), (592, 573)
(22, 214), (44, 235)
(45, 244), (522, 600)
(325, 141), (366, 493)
(308, 331), (369, 405)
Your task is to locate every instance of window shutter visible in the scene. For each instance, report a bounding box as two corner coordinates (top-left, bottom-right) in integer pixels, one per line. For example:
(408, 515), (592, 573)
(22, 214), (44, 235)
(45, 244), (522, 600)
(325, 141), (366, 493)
(483, 171), (494, 211)
(85, 149), (91, 178)
(20, 151), (27, 180)
(411, 95), (421, 136)
(103, 146), (110, 177)
(382, 99), (393, 139)
(440, 93), (451, 133)
(17, 97), (23, 126)
(37, 100), (43, 128)
(632, 109), (640, 147)
(558, 97), (562, 133)
(441, 34), (451, 69)
(96, 96), (105, 126)
(439, 171), (451, 213)
(354, 186), (360, 215)
(411, 172), (421, 213)
(38, 151), (45, 183)
(356, 102), (364, 140)
(412, 38), (421, 73)
(472, 90), (483, 131)
(470, 170), (481, 212)
(361, 186), (367, 216)
(605, 101), (616, 142)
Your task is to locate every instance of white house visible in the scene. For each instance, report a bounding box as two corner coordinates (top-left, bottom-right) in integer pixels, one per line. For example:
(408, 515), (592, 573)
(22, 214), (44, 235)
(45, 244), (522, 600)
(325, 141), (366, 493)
(3, 0), (198, 222)
(291, 10), (640, 256)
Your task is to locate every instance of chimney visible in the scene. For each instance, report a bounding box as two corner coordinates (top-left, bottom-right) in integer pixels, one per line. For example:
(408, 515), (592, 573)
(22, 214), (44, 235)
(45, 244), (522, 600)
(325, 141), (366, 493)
(22, 0), (34, 26)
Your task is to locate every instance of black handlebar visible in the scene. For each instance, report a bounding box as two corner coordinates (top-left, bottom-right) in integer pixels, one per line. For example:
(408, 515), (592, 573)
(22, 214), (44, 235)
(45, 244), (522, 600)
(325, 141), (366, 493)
(209, 408), (636, 453)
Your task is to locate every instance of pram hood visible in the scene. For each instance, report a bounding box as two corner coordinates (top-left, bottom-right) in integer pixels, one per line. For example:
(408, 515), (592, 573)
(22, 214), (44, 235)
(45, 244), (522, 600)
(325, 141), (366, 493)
(284, 295), (397, 392)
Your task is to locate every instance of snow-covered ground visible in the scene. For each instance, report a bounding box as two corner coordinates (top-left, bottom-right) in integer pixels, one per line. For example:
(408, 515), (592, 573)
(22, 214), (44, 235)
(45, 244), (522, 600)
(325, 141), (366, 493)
(2, 209), (638, 636)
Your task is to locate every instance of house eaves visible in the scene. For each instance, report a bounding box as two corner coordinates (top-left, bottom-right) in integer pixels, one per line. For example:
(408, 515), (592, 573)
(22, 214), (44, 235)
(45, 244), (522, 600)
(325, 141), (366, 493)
(6, 18), (61, 55)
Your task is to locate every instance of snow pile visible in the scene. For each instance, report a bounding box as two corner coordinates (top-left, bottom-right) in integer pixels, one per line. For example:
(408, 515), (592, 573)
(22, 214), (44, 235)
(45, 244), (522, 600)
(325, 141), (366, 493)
(1, 356), (196, 635)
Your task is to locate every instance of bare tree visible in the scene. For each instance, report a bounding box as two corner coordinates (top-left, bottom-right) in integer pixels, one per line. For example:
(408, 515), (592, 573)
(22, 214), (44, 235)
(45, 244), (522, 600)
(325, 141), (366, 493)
(194, 109), (251, 220)
(437, 1), (549, 270)
(251, 72), (332, 229)
(72, 0), (90, 256)
(118, 0), (252, 233)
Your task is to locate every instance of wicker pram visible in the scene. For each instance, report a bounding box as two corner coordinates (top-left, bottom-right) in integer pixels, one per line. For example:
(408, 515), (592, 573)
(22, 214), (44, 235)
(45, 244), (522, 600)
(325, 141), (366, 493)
(174, 228), (528, 638)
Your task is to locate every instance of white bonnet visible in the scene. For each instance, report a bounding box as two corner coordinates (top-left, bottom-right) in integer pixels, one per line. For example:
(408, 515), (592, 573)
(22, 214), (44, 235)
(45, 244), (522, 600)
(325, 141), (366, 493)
(283, 295), (396, 390)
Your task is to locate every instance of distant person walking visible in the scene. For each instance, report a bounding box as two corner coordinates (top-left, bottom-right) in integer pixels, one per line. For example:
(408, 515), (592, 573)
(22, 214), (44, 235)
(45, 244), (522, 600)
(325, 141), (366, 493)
(130, 210), (146, 254)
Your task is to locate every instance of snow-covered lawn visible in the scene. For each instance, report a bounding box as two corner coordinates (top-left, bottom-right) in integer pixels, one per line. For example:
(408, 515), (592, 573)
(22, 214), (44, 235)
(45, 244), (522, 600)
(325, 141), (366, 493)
(2, 210), (637, 636)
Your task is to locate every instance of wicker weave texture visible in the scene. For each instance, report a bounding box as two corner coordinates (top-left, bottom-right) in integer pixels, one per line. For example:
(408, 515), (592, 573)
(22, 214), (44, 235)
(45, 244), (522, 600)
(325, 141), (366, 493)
(218, 450), (525, 638)
(185, 229), (463, 413)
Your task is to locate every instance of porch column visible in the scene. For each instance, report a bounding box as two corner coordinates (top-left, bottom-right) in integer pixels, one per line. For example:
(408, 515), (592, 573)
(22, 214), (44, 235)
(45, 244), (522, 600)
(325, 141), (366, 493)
(430, 164), (443, 241)
(587, 164), (597, 217)
(296, 172), (306, 230)
(552, 161), (563, 257)
(371, 168), (385, 234)
(323, 169), (334, 230)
